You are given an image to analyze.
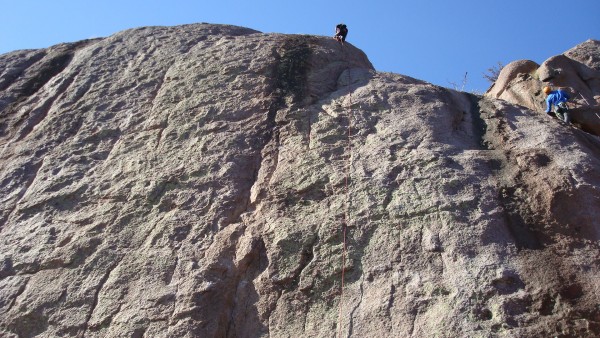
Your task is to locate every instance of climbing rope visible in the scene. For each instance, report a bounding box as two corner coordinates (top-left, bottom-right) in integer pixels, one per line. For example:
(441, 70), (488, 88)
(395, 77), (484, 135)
(301, 45), (356, 335)
(337, 67), (354, 338)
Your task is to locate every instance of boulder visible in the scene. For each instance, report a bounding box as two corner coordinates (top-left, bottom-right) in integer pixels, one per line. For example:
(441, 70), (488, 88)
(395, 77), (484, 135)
(486, 39), (600, 135)
(1, 24), (599, 337)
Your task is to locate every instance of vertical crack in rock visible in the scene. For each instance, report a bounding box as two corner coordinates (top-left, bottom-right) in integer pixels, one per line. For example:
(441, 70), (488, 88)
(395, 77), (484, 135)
(271, 235), (317, 292)
(573, 128), (600, 157)
(297, 240), (316, 283)
(6, 283), (67, 337)
(81, 260), (121, 337)
(382, 164), (404, 211)
(166, 255), (180, 286)
(347, 278), (365, 337)
(466, 93), (491, 150)
(498, 185), (544, 250)
(0, 51), (46, 92)
(469, 95), (547, 249)
(155, 123), (166, 149)
(408, 309), (418, 338)
(272, 36), (313, 104)
(1, 40), (95, 140)
(168, 271), (181, 327)
(0, 159), (44, 230)
(265, 289), (284, 338)
(15, 69), (81, 142)
(3, 277), (31, 315)
(248, 36), (314, 207)
(14, 47), (75, 98)
(386, 284), (396, 317)
(147, 66), (170, 116)
(225, 236), (268, 337)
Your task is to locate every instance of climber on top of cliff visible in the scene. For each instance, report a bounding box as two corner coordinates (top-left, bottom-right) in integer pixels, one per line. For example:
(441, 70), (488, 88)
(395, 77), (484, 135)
(544, 86), (571, 124)
(333, 24), (348, 45)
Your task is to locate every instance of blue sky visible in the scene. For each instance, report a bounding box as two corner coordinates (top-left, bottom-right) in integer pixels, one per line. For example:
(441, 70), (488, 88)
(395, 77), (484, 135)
(1, 0), (599, 92)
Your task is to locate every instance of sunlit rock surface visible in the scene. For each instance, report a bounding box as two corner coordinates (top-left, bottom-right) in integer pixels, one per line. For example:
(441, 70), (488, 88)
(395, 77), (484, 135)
(1, 24), (599, 337)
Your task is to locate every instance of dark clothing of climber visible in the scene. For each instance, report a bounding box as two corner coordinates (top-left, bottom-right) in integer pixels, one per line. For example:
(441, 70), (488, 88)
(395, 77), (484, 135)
(544, 88), (570, 123)
(334, 24), (348, 44)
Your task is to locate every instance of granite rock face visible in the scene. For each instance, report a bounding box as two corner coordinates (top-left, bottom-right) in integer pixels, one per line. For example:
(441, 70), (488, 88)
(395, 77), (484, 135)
(1, 24), (599, 337)
(486, 39), (600, 136)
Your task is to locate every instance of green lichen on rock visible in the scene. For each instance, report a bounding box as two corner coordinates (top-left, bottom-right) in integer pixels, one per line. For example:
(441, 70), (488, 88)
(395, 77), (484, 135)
(274, 36), (315, 103)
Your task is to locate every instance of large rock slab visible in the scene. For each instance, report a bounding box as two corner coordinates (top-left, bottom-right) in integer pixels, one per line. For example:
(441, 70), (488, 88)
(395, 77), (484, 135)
(1, 24), (599, 337)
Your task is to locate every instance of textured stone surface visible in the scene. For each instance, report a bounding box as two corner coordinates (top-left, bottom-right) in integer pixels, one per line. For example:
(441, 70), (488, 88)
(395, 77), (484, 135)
(1, 24), (600, 337)
(485, 39), (600, 136)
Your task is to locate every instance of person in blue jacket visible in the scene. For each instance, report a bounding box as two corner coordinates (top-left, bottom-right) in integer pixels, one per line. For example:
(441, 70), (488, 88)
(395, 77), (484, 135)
(544, 86), (570, 123)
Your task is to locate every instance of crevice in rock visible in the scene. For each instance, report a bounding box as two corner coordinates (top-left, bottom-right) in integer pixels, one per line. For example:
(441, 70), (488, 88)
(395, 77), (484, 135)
(382, 163), (405, 210)
(236, 36), (316, 222)
(264, 137), (281, 188)
(7, 310), (49, 337)
(15, 69), (82, 142)
(347, 278), (365, 337)
(132, 326), (147, 338)
(0, 256), (15, 280)
(168, 274), (182, 327)
(470, 95), (551, 250)
(1, 41), (94, 142)
(15, 49), (74, 98)
(166, 254), (180, 286)
(307, 111), (314, 149)
(292, 241), (316, 292)
(272, 236), (317, 292)
(538, 293), (556, 316)
(572, 128), (600, 158)
(466, 93), (491, 150)
(0, 159), (44, 231)
(408, 308), (418, 338)
(249, 130), (281, 207)
(60, 73), (96, 109)
(5, 285), (68, 337)
(298, 240), (316, 279)
(88, 302), (124, 335)
(155, 125), (166, 149)
(224, 236), (269, 337)
(386, 284), (396, 317)
(147, 68), (170, 116)
(81, 259), (122, 337)
(3, 277), (31, 315)
(498, 186), (544, 251)
(0, 51), (46, 92)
